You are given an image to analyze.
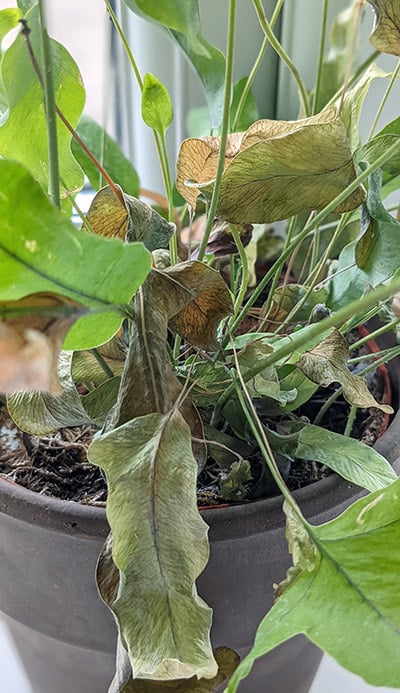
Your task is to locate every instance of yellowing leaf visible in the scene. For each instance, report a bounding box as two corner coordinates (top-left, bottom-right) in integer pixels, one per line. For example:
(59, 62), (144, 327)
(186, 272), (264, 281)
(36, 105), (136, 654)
(367, 0), (400, 56)
(71, 335), (127, 384)
(297, 329), (393, 413)
(120, 648), (240, 691)
(176, 133), (245, 209)
(89, 410), (218, 681)
(0, 294), (85, 393)
(176, 108), (365, 222)
(85, 186), (174, 251)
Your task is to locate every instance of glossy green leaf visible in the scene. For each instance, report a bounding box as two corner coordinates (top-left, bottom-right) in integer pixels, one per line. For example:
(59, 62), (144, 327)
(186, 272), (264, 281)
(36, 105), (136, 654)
(17, 0), (36, 13)
(355, 169), (400, 285)
(277, 366), (318, 413)
(367, 0), (400, 56)
(71, 115), (140, 196)
(234, 342), (279, 398)
(88, 410), (217, 681)
(327, 240), (368, 311)
(121, 0), (200, 34)
(142, 73), (173, 136)
(0, 159), (152, 349)
(226, 479), (400, 691)
(122, 0), (225, 129)
(355, 116), (400, 177)
(0, 5), (84, 197)
(297, 329), (393, 413)
(0, 8), (21, 43)
(293, 424), (396, 491)
(7, 352), (91, 434)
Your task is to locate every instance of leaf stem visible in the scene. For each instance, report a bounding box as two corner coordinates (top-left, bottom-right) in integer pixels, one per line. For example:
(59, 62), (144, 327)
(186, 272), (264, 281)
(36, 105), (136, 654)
(311, 0), (329, 115)
(90, 348), (115, 379)
(197, 0), (237, 262)
(349, 318), (400, 351)
(343, 405), (357, 437)
(229, 225), (249, 322)
(338, 0), (364, 115)
(232, 0), (284, 130)
(104, 0), (143, 90)
(231, 353), (302, 519)
(368, 59), (400, 138)
(252, 0), (310, 117)
(20, 17), (124, 207)
(37, 1), (60, 208)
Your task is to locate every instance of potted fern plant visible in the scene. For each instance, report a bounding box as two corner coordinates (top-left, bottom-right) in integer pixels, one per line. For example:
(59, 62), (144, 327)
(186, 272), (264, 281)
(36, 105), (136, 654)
(0, 1), (400, 692)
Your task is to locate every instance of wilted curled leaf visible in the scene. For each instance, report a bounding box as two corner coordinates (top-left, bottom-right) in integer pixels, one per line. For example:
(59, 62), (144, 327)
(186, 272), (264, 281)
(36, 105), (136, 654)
(84, 185), (175, 250)
(89, 409), (217, 682)
(107, 264), (230, 465)
(118, 648), (240, 692)
(0, 294), (86, 394)
(367, 0), (400, 56)
(163, 261), (233, 350)
(297, 328), (393, 413)
(176, 108), (365, 222)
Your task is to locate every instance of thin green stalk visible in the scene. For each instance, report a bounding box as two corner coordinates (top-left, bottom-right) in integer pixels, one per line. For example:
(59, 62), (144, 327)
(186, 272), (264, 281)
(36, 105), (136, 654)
(252, 0), (310, 117)
(343, 405), (357, 437)
(217, 272), (400, 413)
(158, 133), (177, 263)
(197, 0), (237, 261)
(231, 360), (305, 525)
(104, 0), (143, 89)
(311, 0), (329, 115)
(37, 0), (60, 208)
(349, 344), (400, 364)
(368, 59), (400, 138)
(232, 0), (284, 130)
(226, 134), (400, 341)
(229, 254), (236, 294)
(308, 214), (350, 287)
(229, 225), (249, 322)
(90, 349), (115, 379)
(309, 225), (320, 276)
(338, 0), (364, 115)
(350, 318), (400, 351)
(325, 51), (380, 109)
(104, 0), (175, 246)
(313, 386), (343, 426)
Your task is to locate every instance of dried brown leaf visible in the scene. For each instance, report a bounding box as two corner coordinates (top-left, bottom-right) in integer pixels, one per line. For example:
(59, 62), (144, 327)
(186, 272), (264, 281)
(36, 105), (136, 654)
(0, 294), (84, 393)
(163, 262), (232, 350)
(84, 186), (174, 250)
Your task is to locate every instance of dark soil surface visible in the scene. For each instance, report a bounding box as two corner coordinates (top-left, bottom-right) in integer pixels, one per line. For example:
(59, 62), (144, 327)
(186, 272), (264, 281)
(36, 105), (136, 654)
(0, 365), (388, 509)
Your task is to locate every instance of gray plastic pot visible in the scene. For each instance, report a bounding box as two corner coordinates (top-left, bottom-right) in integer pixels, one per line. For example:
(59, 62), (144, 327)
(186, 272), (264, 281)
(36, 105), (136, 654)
(0, 343), (399, 693)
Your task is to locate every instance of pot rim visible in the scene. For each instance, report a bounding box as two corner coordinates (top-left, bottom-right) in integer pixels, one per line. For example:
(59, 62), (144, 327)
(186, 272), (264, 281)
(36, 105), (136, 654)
(0, 443), (389, 540)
